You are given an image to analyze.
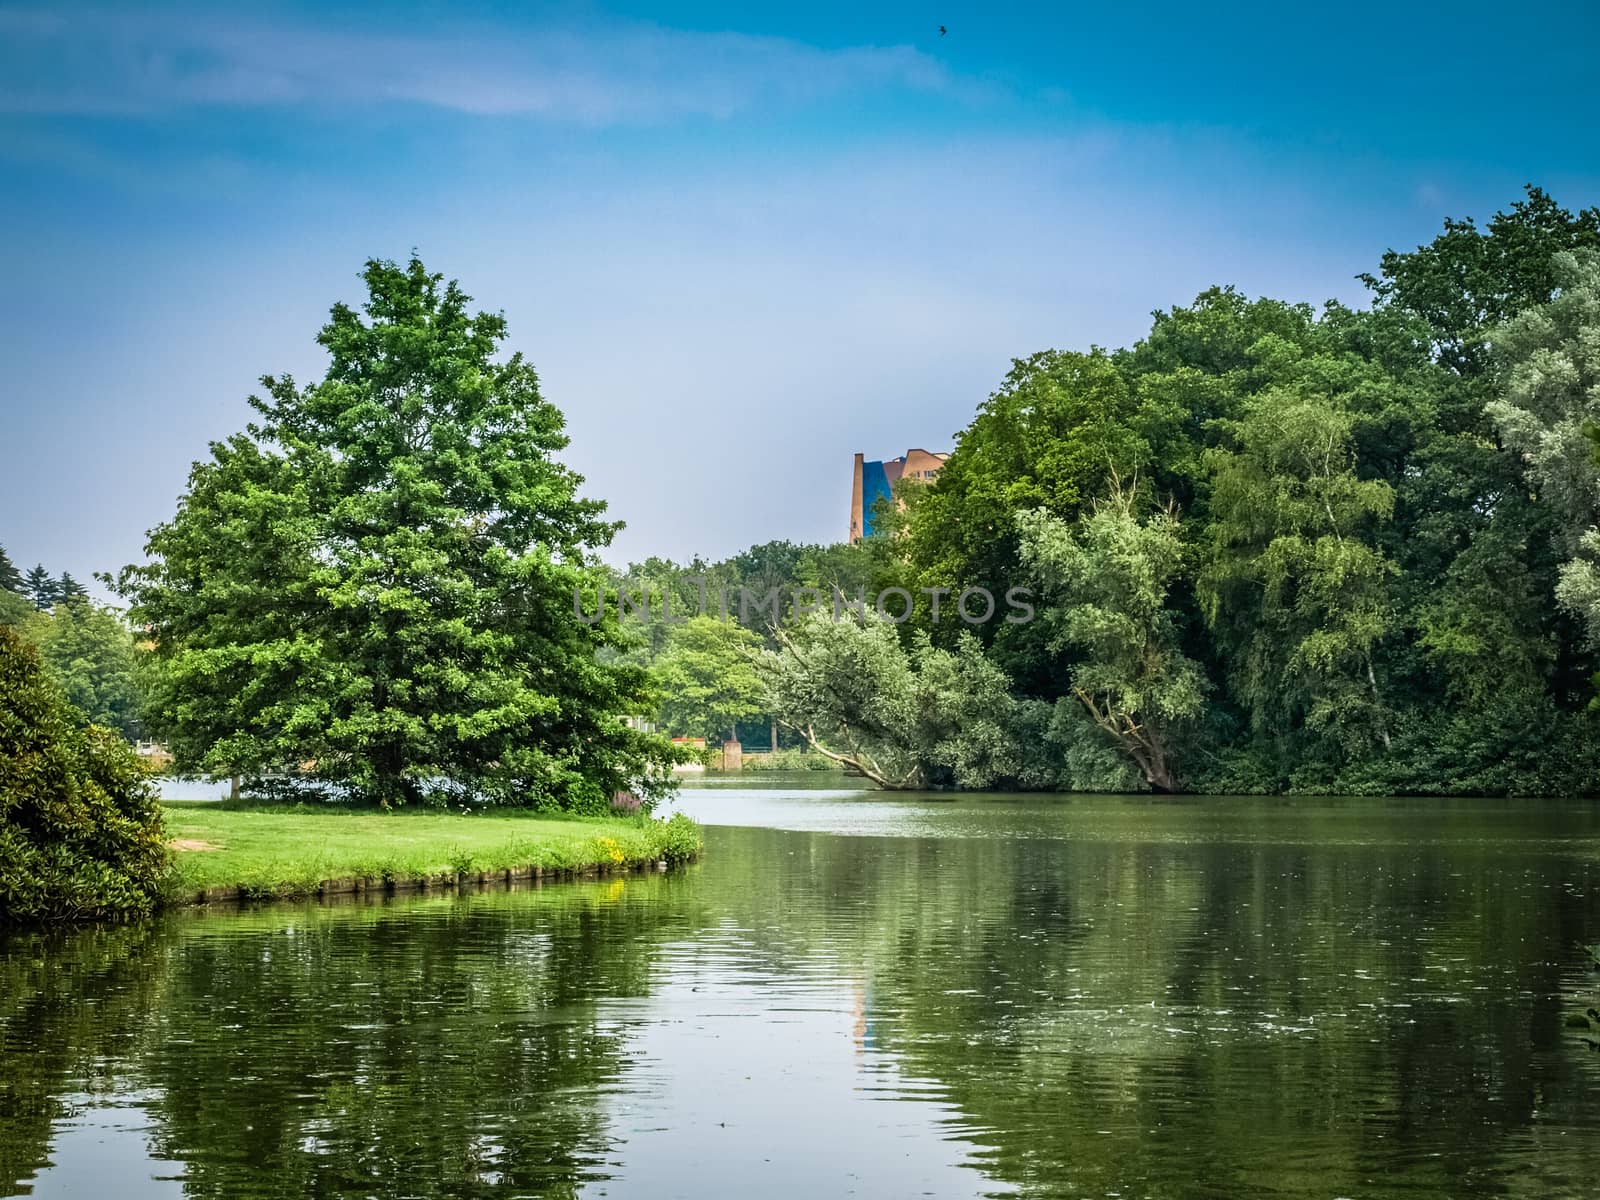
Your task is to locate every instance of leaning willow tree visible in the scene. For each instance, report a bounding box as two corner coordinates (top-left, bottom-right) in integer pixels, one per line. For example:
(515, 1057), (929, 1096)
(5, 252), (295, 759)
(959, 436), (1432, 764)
(120, 257), (676, 810)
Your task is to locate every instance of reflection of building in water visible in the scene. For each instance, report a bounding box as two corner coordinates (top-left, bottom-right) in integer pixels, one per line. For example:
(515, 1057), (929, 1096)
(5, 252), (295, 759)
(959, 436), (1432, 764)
(849, 449), (948, 543)
(852, 979), (878, 1054)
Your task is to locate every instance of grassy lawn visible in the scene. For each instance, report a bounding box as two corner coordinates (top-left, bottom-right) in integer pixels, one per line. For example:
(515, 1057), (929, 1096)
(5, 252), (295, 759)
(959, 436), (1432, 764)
(161, 802), (702, 901)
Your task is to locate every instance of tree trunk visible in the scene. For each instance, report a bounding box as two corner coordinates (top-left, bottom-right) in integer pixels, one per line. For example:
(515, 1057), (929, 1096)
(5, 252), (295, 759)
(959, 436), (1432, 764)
(784, 721), (920, 789)
(1141, 754), (1175, 793)
(1074, 688), (1178, 794)
(1365, 656), (1392, 750)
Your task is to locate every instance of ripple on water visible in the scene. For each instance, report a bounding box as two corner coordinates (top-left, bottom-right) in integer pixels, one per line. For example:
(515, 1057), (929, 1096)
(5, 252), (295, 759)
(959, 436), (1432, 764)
(3, 783), (1600, 1198)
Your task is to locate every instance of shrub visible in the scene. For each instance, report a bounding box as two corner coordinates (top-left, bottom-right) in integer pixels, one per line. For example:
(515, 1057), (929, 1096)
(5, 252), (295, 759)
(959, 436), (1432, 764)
(654, 812), (703, 865)
(0, 627), (169, 923)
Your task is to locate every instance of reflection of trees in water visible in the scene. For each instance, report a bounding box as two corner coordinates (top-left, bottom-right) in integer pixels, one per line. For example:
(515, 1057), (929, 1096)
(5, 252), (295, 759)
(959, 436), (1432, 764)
(679, 822), (1600, 1198)
(0, 922), (172, 1191)
(799, 832), (1600, 1199)
(1, 875), (707, 1199)
(4, 819), (1599, 1200)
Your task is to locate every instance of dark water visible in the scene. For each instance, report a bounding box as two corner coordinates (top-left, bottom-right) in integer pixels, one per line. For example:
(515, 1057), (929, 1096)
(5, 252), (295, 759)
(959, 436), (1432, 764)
(5, 781), (1600, 1199)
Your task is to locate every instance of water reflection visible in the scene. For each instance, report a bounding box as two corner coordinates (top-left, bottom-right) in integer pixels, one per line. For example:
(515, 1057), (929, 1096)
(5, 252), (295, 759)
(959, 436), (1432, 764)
(4, 786), (1600, 1198)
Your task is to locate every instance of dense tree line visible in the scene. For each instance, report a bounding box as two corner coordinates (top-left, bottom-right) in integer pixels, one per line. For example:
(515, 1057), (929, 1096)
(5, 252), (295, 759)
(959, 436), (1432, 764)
(14, 190), (1600, 799)
(0, 547), (88, 615)
(0, 545), (142, 738)
(637, 189), (1600, 795)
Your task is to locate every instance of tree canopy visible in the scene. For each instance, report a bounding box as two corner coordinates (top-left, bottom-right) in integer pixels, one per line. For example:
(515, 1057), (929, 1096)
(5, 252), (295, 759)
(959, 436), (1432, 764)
(639, 187), (1600, 795)
(652, 615), (765, 742)
(16, 599), (143, 738)
(120, 256), (677, 810)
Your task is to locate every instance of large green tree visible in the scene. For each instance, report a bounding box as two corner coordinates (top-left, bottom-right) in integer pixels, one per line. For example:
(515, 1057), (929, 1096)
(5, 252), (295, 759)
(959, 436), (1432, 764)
(1489, 252), (1600, 655)
(1354, 188), (1600, 788)
(1200, 391), (1398, 763)
(1017, 487), (1205, 791)
(1487, 251), (1600, 539)
(904, 349), (1154, 622)
(120, 256), (676, 810)
(1359, 185), (1600, 376)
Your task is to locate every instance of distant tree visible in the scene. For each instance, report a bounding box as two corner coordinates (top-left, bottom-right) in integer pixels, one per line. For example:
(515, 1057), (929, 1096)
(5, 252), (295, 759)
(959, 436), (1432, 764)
(18, 601), (143, 738)
(22, 565), (56, 611)
(0, 545), (22, 594)
(652, 616), (764, 742)
(55, 573), (88, 603)
(119, 256), (677, 810)
(762, 614), (1030, 790)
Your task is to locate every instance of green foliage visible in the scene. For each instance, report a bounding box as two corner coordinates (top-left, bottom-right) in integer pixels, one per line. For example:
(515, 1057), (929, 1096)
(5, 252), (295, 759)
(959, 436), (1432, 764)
(0, 589), (29, 627)
(651, 615), (765, 740)
(0, 545), (21, 594)
(119, 256), (678, 810)
(903, 349), (1167, 682)
(0, 627), (168, 923)
(1200, 390), (1397, 758)
(1487, 252), (1600, 663)
(761, 614), (1047, 789)
(15, 598), (143, 737)
(1488, 250), (1600, 539)
(654, 811), (703, 864)
(1018, 485), (1205, 789)
(1359, 185), (1600, 376)
(21, 565), (55, 611)
(747, 187), (1600, 794)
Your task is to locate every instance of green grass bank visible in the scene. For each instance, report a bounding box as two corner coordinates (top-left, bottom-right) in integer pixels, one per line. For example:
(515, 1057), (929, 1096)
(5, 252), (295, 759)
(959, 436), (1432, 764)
(161, 802), (703, 905)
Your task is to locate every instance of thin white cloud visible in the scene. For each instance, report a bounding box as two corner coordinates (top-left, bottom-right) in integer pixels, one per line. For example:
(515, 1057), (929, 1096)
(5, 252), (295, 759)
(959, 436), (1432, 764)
(0, 5), (957, 123)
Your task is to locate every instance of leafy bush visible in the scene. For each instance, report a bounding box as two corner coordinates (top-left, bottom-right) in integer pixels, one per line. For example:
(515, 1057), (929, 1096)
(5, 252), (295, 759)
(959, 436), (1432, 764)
(0, 627), (169, 923)
(654, 811), (703, 865)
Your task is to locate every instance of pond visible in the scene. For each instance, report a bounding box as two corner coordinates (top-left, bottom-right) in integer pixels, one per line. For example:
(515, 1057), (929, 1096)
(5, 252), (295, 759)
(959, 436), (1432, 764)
(4, 778), (1600, 1198)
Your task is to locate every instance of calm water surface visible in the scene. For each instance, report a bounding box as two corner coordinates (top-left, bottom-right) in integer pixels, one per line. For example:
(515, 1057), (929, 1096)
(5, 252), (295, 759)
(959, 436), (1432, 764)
(5, 778), (1600, 1198)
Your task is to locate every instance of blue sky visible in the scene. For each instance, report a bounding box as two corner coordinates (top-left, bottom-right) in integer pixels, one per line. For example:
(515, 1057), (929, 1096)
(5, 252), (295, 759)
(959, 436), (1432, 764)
(3, 1), (1598, 587)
